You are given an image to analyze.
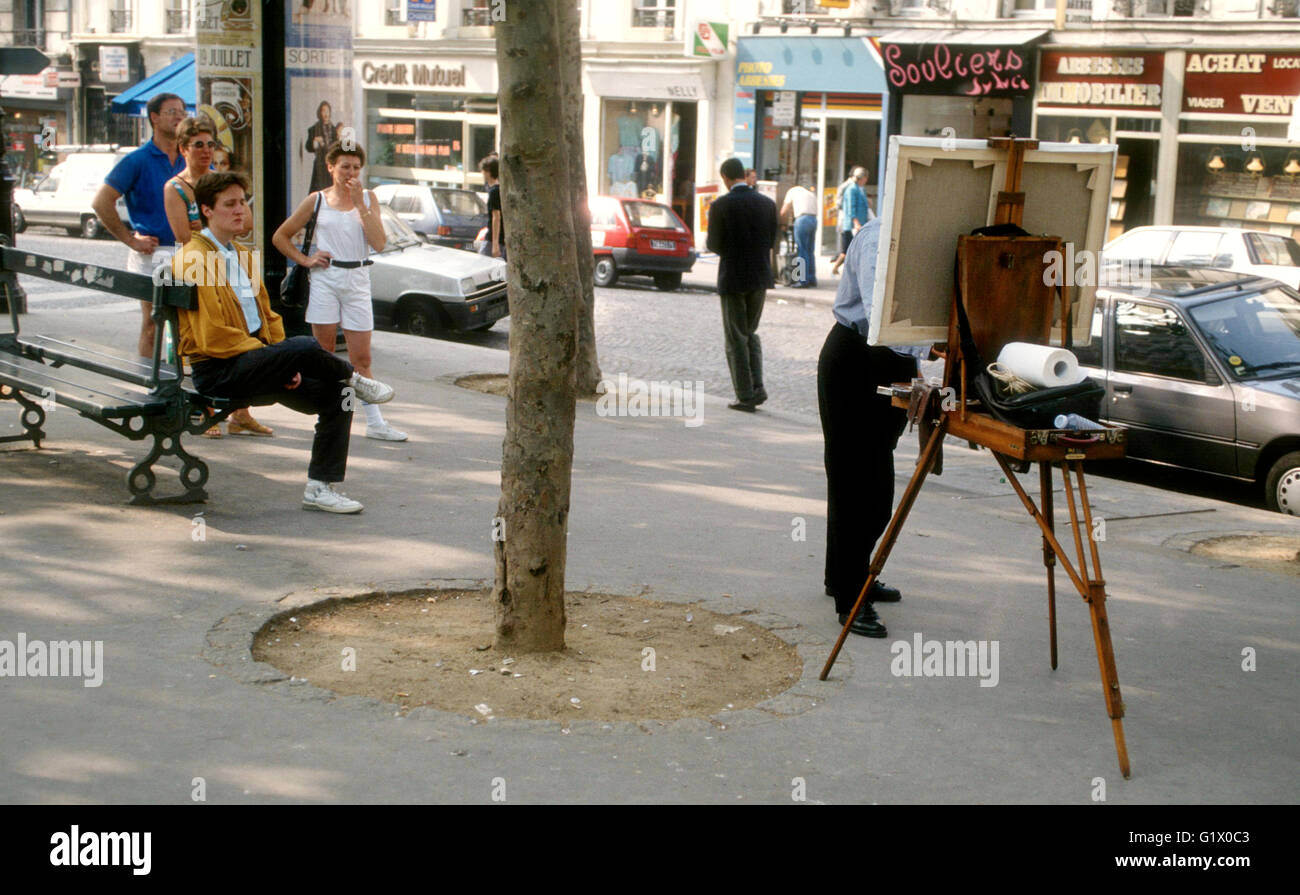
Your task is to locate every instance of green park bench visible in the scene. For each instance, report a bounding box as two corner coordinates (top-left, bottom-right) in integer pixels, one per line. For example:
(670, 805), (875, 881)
(0, 246), (234, 504)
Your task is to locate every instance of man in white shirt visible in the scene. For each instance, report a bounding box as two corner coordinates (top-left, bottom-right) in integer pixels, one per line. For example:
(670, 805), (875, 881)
(780, 182), (820, 287)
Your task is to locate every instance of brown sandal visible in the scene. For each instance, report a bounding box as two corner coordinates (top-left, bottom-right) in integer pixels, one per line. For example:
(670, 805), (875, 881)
(228, 411), (273, 436)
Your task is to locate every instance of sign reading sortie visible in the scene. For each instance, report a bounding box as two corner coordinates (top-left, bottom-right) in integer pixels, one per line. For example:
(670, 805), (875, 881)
(872, 39), (1033, 98)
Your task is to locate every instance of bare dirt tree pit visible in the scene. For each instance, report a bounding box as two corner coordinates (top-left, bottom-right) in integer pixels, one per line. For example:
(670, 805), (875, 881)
(252, 590), (803, 722)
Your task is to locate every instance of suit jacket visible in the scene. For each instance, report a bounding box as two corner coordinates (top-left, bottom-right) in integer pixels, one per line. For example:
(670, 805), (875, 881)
(706, 184), (778, 294)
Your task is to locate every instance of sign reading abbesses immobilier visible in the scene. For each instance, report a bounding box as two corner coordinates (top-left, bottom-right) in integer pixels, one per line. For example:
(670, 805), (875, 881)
(1037, 51), (1164, 111)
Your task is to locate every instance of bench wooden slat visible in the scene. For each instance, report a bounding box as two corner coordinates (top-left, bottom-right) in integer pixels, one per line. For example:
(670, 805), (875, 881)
(18, 334), (182, 388)
(0, 355), (169, 418)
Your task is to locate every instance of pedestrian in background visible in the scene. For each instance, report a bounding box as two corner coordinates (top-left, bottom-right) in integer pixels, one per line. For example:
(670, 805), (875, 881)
(780, 180), (819, 288)
(706, 157), (778, 413)
(272, 140), (407, 442)
(479, 155), (505, 260)
(830, 166), (871, 276)
(744, 168), (758, 188)
(91, 93), (186, 365)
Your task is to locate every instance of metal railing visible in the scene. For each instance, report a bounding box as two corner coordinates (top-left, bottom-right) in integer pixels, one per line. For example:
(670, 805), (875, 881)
(109, 9), (133, 32)
(632, 4), (676, 28)
(461, 6), (493, 25)
(165, 7), (190, 33)
(12, 29), (46, 48)
(1112, 0), (1202, 15)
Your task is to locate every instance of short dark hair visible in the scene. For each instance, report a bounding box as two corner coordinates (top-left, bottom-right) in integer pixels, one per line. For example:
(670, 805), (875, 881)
(745, 168), (757, 177)
(480, 156), (498, 179)
(720, 158), (745, 181)
(194, 171), (250, 226)
(325, 140), (365, 167)
(146, 93), (184, 120)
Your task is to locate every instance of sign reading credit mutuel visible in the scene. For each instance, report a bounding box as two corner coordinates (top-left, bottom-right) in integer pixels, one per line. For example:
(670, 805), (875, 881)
(872, 38), (1033, 98)
(1037, 51), (1164, 111)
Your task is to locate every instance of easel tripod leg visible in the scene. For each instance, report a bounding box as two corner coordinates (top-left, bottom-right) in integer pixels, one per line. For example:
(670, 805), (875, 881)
(1039, 461), (1058, 670)
(819, 417), (948, 680)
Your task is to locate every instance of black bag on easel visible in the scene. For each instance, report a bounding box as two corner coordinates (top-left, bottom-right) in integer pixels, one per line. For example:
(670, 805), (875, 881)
(953, 224), (1104, 429)
(279, 193), (322, 309)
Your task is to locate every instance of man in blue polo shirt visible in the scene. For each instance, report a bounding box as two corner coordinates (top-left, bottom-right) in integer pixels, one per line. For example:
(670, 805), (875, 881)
(91, 93), (186, 362)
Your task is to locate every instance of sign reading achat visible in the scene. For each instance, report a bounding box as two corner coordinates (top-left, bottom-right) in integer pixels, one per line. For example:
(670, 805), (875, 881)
(1183, 52), (1300, 117)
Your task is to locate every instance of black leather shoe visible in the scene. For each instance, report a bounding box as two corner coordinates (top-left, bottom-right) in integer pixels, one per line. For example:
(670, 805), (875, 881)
(870, 580), (902, 603)
(838, 606), (888, 638)
(752, 391), (769, 406)
(728, 402), (757, 412)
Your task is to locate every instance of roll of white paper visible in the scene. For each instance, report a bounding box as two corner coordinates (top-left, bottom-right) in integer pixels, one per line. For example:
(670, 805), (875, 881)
(995, 342), (1084, 389)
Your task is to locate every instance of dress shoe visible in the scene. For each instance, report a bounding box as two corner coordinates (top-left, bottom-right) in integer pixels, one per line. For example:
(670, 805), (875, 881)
(752, 390), (768, 406)
(838, 606), (887, 638)
(728, 401), (757, 413)
(825, 581), (901, 603)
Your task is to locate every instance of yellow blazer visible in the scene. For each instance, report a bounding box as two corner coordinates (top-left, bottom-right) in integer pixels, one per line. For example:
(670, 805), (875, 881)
(172, 232), (285, 363)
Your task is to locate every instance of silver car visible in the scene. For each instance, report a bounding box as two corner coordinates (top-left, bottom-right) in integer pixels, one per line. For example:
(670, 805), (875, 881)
(1075, 268), (1300, 514)
(369, 204), (509, 335)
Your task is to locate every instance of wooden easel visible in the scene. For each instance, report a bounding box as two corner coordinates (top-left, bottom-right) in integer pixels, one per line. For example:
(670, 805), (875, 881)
(820, 137), (1133, 778)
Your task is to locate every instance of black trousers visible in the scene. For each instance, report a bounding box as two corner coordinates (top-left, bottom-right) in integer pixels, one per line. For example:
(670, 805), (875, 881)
(191, 335), (355, 483)
(817, 323), (918, 615)
(719, 289), (766, 403)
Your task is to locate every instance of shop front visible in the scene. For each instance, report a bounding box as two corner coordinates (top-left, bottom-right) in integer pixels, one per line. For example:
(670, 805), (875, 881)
(733, 35), (886, 255)
(585, 63), (711, 237)
(357, 55), (499, 191)
(873, 29), (1045, 150)
(1035, 50), (1165, 240)
(0, 68), (72, 186)
(75, 42), (146, 146)
(1174, 51), (1300, 241)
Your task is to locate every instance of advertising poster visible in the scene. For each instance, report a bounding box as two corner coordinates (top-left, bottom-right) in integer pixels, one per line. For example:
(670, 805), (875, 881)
(196, 0), (263, 246)
(286, 1), (353, 205)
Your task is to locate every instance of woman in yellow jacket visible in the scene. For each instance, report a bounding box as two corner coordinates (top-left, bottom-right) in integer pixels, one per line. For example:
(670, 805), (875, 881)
(173, 171), (395, 513)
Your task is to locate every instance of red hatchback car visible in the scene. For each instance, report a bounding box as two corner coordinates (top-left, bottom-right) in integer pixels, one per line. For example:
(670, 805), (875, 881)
(590, 196), (697, 291)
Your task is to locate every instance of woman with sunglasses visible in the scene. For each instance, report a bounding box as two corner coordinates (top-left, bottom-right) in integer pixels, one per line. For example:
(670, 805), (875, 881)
(165, 117), (274, 438)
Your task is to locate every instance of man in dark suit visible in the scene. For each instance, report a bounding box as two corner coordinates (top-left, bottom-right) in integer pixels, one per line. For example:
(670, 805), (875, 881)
(706, 157), (779, 412)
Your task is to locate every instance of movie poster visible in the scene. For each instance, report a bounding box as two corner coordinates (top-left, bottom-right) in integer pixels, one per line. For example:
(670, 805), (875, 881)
(196, 0), (263, 245)
(285, 1), (353, 207)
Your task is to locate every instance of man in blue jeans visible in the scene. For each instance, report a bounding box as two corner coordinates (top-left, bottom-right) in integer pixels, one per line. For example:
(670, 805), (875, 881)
(780, 182), (819, 288)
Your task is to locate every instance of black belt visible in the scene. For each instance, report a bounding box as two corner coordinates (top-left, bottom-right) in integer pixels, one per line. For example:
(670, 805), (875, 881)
(329, 260), (373, 268)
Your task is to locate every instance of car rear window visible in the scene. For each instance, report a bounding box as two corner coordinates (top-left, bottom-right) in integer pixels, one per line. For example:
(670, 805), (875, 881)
(432, 190), (486, 215)
(624, 201), (682, 231)
(1105, 229), (1172, 264)
(1244, 232), (1300, 267)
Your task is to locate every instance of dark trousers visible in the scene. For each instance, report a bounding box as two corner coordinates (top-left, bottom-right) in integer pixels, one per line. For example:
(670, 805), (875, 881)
(817, 323), (918, 614)
(720, 289), (766, 403)
(191, 335), (355, 483)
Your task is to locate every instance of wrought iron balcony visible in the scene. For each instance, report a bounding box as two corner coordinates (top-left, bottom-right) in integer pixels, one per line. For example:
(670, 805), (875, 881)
(12, 29), (46, 48)
(1112, 0), (1203, 15)
(461, 6), (494, 26)
(165, 8), (190, 33)
(109, 9), (134, 33)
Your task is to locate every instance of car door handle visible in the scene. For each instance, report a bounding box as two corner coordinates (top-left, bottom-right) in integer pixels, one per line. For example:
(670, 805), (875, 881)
(1112, 386), (1132, 400)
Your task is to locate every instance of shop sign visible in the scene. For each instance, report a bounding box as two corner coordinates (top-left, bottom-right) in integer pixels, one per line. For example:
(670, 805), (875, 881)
(1038, 52), (1163, 111)
(874, 40), (1033, 98)
(772, 91), (797, 127)
(0, 70), (58, 100)
(407, 0), (438, 22)
(688, 21), (728, 59)
(99, 46), (129, 84)
(1183, 52), (1300, 116)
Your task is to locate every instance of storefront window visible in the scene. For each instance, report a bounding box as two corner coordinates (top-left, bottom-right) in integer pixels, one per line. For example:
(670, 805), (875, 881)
(1174, 141), (1300, 239)
(1036, 114), (1112, 144)
(365, 90), (497, 188)
(601, 99), (668, 199)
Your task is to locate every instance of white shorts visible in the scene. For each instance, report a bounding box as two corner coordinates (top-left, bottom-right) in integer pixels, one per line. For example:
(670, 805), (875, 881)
(125, 245), (175, 279)
(304, 266), (374, 331)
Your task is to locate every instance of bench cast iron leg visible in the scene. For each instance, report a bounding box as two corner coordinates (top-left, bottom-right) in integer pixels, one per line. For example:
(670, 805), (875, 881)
(0, 386), (47, 447)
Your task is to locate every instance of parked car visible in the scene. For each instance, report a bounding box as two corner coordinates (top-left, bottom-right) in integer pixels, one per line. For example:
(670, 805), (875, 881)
(590, 195), (696, 291)
(1104, 225), (1300, 290)
(367, 204), (509, 336)
(372, 183), (487, 252)
(1073, 267), (1300, 513)
(12, 149), (131, 239)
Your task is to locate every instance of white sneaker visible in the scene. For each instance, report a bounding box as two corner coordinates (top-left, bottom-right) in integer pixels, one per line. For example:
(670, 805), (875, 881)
(365, 422), (408, 441)
(347, 372), (394, 405)
(302, 480), (364, 514)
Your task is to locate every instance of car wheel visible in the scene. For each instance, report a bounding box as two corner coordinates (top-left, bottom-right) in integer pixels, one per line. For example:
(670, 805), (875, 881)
(653, 272), (682, 291)
(1263, 450), (1300, 515)
(11, 206), (26, 233)
(80, 215), (103, 239)
(593, 256), (618, 287)
(400, 298), (444, 338)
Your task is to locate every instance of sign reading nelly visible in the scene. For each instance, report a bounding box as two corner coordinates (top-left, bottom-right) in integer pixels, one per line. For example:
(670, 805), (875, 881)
(874, 40), (1032, 97)
(1183, 52), (1300, 116)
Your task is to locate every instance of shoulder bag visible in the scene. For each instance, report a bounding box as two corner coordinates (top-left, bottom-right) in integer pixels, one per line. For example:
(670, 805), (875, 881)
(279, 192), (322, 309)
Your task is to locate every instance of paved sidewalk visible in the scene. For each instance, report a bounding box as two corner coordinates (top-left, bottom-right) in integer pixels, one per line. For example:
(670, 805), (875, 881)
(684, 252), (840, 308)
(1, 302), (1297, 804)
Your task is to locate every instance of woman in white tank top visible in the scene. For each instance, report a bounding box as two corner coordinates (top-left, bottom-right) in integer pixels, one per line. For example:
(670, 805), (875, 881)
(273, 140), (407, 442)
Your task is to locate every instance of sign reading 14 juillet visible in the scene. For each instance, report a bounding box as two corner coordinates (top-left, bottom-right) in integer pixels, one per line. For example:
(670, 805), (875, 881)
(690, 21), (728, 59)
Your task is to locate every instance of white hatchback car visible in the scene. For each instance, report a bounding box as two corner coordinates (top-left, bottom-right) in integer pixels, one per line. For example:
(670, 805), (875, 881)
(1104, 226), (1300, 290)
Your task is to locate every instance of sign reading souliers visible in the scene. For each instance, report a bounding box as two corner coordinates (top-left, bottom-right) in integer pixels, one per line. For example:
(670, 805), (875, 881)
(0, 634), (104, 687)
(49, 827), (150, 876)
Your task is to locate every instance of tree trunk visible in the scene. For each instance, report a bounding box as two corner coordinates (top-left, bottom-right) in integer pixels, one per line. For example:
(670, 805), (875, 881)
(492, 0), (581, 652)
(558, 0), (602, 396)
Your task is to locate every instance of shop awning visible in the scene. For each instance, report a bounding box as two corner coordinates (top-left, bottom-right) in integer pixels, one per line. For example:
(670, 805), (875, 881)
(110, 53), (196, 116)
(872, 29), (1049, 48)
(735, 36), (885, 95)
(586, 67), (709, 103)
